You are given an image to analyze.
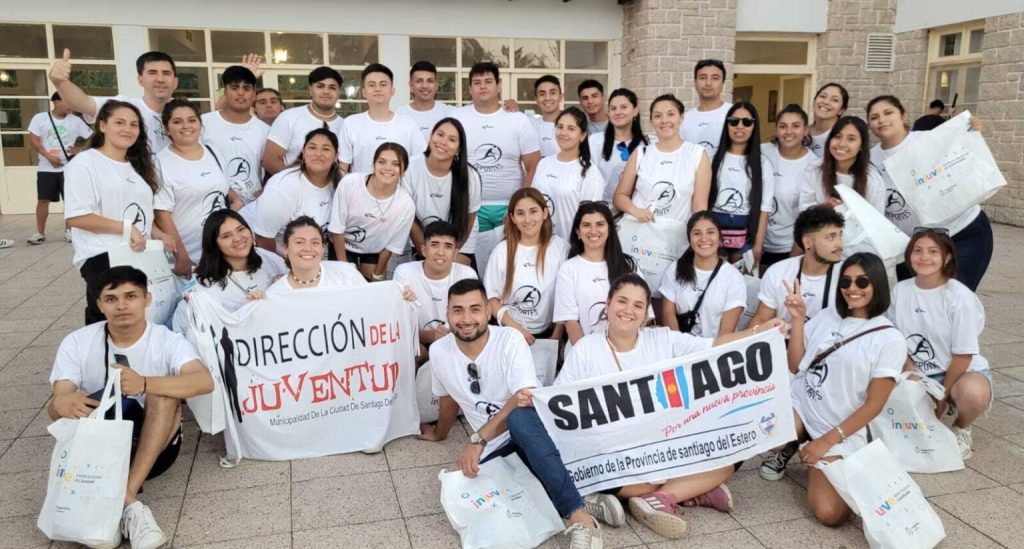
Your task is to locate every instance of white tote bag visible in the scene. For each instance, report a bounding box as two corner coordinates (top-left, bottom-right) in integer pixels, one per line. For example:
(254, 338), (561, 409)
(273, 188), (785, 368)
(818, 440), (945, 549)
(38, 368), (132, 546)
(883, 111), (1006, 226)
(617, 216), (688, 293)
(736, 274), (761, 330)
(107, 226), (181, 326)
(834, 185), (910, 265)
(869, 372), (964, 474)
(439, 454), (564, 549)
(530, 338), (559, 387)
(416, 361), (442, 424)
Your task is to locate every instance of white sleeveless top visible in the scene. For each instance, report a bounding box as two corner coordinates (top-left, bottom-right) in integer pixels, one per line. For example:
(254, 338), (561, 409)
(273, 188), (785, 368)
(631, 141), (706, 223)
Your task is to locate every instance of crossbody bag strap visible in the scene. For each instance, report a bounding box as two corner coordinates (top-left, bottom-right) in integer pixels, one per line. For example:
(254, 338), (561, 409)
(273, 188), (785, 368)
(204, 144), (223, 170)
(48, 112), (71, 162)
(690, 258), (724, 314)
(810, 325), (894, 367)
(798, 259), (835, 312)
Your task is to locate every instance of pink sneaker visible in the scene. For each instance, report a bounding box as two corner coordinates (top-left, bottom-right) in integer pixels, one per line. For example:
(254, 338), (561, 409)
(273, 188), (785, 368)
(627, 491), (687, 539)
(680, 484), (733, 512)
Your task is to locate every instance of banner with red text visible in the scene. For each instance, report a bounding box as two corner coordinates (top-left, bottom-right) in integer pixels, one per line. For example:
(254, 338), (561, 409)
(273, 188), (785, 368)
(187, 283), (419, 460)
(532, 331), (796, 495)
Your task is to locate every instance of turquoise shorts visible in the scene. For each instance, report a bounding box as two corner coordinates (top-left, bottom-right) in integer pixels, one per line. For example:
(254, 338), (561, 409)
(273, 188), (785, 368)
(477, 205), (508, 233)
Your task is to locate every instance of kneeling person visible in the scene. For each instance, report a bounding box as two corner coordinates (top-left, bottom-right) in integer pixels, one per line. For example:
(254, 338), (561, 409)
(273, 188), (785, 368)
(47, 266), (214, 549)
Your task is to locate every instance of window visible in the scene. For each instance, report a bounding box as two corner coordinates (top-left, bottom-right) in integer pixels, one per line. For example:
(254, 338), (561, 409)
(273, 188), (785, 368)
(148, 28), (207, 62)
(270, 33), (322, 65)
(210, 31), (265, 63)
(0, 24), (47, 59)
(329, 35), (378, 66)
(926, 22), (984, 114)
(0, 69), (48, 166)
(735, 41), (809, 65)
(53, 25), (115, 60)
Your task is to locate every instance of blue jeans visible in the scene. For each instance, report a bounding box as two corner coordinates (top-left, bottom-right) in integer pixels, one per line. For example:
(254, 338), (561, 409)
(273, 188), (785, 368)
(481, 407), (584, 518)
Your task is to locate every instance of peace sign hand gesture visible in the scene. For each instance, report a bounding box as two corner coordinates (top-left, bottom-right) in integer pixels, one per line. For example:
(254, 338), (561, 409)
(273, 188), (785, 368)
(782, 279), (806, 322)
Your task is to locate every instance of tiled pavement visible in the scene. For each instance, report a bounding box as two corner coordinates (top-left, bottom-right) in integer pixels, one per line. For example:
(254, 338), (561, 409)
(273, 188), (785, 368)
(1, 213), (1022, 549)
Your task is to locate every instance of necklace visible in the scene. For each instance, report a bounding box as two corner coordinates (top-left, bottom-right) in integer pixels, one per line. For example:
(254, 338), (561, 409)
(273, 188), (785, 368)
(366, 176), (398, 220)
(307, 104), (337, 121)
(289, 271), (321, 286)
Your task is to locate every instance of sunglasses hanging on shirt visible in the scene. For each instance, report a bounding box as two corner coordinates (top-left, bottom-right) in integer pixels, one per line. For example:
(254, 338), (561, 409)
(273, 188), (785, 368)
(467, 362), (480, 395)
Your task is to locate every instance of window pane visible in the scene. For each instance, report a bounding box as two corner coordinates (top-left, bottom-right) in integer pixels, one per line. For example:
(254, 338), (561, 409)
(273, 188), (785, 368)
(436, 71), (457, 102)
(215, 70), (264, 89)
(340, 70), (363, 100)
(515, 77), (544, 102)
(277, 74), (309, 101)
(53, 25), (114, 60)
(513, 39), (559, 69)
(931, 68), (958, 104)
(270, 33), (323, 65)
(148, 28), (207, 62)
(563, 73), (606, 102)
(0, 69), (48, 97)
(339, 102), (368, 117)
(1, 133), (36, 166)
(566, 41), (608, 70)
(964, 65), (980, 104)
(939, 33), (960, 57)
(969, 29), (984, 53)
(0, 24), (47, 58)
(735, 40), (809, 65)
(211, 31), (265, 63)
(175, 67), (211, 99)
(329, 35), (378, 66)
(410, 37), (457, 67)
(462, 38), (509, 68)
(0, 98), (47, 131)
(70, 65), (118, 96)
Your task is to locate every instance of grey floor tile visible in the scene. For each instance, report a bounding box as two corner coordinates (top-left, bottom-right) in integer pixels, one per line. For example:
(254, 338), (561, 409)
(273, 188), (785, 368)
(175, 533), (292, 548)
(931, 486), (1024, 547)
(175, 483), (291, 546)
(0, 384), (51, 413)
(385, 425), (469, 470)
(932, 507), (1004, 548)
(404, 513), (463, 549)
(291, 471), (400, 531)
(0, 436), (53, 474)
(391, 462), (450, 518)
(974, 401), (1024, 435)
(291, 450), (389, 482)
(186, 453), (289, 495)
(292, 518), (410, 548)
(911, 466), (1000, 498)
(747, 516), (868, 548)
(0, 470), (47, 518)
(647, 527), (765, 548)
(725, 471), (812, 527)
(0, 513), (51, 549)
(0, 408), (39, 440)
(965, 437), (1024, 485)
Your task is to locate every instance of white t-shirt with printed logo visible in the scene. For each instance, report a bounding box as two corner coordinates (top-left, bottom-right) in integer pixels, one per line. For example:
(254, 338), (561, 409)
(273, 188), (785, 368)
(761, 144), (819, 253)
(758, 256), (839, 324)
(90, 96), (168, 153)
(266, 261), (367, 293)
(529, 156), (604, 242)
(711, 153), (775, 216)
(430, 326), (540, 458)
(27, 112), (92, 172)
(64, 149), (156, 268)
(680, 102), (731, 157)
(553, 257), (654, 338)
(327, 173), (416, 255)
(266, 105), (345, 166)
(588, 132), (631, 202)
(484, 237), (570, 334)
(50, 321), (199, 407)
(398, 102), (456, 142)
(201, 111), (269, 204)
(556, 327), (713, 385)
(154, 147), (231, 261)
(401, 156), (482, 254)
(808, 131), (829, 158)
(241, 168), (333, 247)
(393, 261), (478, 332)
(888, 278), (989, 375)
(798, 165), (887, 214)
(196, 249), (286, 311)
(530, 117), (559, 158)
(630, 142), (707, 222)
(339, 111), (427, 173)
(454, 106), (540, 205)
(658, 260), (747, 337)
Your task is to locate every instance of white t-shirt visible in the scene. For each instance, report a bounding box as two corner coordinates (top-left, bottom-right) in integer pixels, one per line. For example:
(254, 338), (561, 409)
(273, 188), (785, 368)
(393, 261), (478, 332)
(530, 156), (604, 242)
(430, 326), (540, 457)
(761, 144), (819, 253)
(201, 111), (269, 204)
(681, 102), (731, 157)
(64, 149), (156, 268)
(553, 256), (654, 336)
(658, 260), (747, 337)
(154, 147), (231, 261)
(241, 168), (333, 248)
(798, 165), (886, 214)
(339, 111), (427, 173)
(50, 321), (198, 407)
(530, 117), (559, 158)
(758, 256), (839, 324)
(27, 111), (92, 172)
(398, 102), (456, 142)
(808, 131), (829, 158)
(888, 279), (989, 375)
(266, 105), (345, 166)
(557, 327), (713, 384)
(484, 237), (570, 334)
(90, 96), (168, 153)
(327, 173), (416, 255)
(791, 310), (904, 439)
(630, 142), (707, 222)
(870, 132), (980, 236)
(401, 156), (483, 254)
(711, 153), (775, 216)
(588, 119), (608, 136)
(454, 106), (540, 205)
(266, 261), (367, 294)
(588, 132), (632, 202)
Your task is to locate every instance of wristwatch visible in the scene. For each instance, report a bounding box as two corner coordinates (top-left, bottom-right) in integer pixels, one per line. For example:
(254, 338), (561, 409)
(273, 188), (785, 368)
(470, 432), (487, 447)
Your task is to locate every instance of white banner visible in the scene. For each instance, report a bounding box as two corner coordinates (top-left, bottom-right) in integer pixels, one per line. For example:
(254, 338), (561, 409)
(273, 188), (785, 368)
(532, 331), (796, 495)
(187, 283), (420, 460)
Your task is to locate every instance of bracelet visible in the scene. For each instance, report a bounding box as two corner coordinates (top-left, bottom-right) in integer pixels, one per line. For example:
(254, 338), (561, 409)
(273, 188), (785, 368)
(496, 306), (510, 327)
(834, 425), (846, 442)
(752, 324), (760, 334)
(370, 272), (385, 281)
(142, 376), (148, 395)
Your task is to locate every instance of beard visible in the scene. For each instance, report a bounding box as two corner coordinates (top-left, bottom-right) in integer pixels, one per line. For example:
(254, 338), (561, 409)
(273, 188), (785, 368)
(453, 323), (488, 343)
(811, 246), (841, 265)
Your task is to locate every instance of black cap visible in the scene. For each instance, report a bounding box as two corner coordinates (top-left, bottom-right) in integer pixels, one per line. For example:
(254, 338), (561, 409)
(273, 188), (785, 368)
(222, 65), (257, 87)
(308, 66), (343, 87)
(51, 91), (61, 102)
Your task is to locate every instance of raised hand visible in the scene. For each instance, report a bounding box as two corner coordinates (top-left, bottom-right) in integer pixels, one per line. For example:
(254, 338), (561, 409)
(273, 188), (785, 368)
(782, 279), (806, 321)
(50, 48), (73, 85)
(241, 53), (264, 79)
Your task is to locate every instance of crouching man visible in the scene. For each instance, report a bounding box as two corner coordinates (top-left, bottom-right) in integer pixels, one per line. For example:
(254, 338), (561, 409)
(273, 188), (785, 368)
(48, 266), (214, 549)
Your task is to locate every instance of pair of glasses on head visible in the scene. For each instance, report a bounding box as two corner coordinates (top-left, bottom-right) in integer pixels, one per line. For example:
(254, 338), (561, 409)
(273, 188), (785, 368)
(838, 275), (871, 290)
(913, 226), (950, 236)
(467, 362), (480, 394)
(726, 117), (755, 128)
(616, 142), (630, 162)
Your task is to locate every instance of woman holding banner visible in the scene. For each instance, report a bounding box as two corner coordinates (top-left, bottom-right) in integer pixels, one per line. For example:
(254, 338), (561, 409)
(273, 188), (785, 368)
(268, 216), (366, 292)
(798, 116), (885, 214)
(556, 273), (785, 539)
(865, 95), (993, 290)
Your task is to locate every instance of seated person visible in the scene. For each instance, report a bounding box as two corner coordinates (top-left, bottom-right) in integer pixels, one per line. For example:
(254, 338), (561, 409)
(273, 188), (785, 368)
(48, 266), (214, 549)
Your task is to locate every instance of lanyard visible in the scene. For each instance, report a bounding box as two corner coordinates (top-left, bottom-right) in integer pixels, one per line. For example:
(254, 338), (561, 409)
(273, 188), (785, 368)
(798, 258), (834, 312)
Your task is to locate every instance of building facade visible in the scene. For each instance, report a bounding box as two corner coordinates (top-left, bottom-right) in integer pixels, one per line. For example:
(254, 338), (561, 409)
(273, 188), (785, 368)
(1, 0), (1021, 225)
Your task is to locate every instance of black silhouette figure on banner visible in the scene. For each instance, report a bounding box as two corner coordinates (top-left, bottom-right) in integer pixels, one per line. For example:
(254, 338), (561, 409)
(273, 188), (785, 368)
(218, 326), (243, 423)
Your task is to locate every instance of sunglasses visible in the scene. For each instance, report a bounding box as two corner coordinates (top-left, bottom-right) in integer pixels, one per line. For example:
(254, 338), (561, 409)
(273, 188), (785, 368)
(727, 117), (755, 128)
(913, 226), (949, 236)
(616, 142), (630, 161)
(467, 362), (480, 395)
(838, 275), (871, 290)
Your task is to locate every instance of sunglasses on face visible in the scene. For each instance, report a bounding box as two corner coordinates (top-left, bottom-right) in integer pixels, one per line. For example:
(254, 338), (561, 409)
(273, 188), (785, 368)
(838, 275), (871, 290)
(616, 142), (630, 161)
(727, 117), (755, 128)
(467, 362), (480, 395)
(913, 226), (949, 236)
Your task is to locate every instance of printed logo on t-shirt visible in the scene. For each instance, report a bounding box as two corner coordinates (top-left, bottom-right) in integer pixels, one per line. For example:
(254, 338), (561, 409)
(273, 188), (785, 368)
(587, 301), (608, 329)
(768, 197), (780, 226)
(475, 401), (501, 417)
(227, 158), (252, 183)
(511, 285), (542, 317)
(203, 191), (228, 220)
(346, 226), (367, 243)
(804, 360), (829, 401)
(907, 334), (940, 372)
(123, 203), (148, 235)
(885, 188), (912, 222)
(651, 181), (677, 216)
(473, 143), (503, 172)
(420, 215), (443, 228)
(542, 193), (555, 218)
(715, 188), (745, 213)
(424, 319), (445, 331)
(699, 141), (716, 153)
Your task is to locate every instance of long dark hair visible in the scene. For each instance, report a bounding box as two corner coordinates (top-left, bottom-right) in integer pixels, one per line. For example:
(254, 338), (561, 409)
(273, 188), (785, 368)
(501, 188), (553, 301)
(812, 82), (850, 122)
(556, 107), (592, 177)
(709, 102), (764, 238)
(87, 100), (158, 192)
(291, 127), (343, 186)
(674, 211), (720, 285)
(567, 201), (636, 282)
(821, 116), (871, 200)
(836, 252), (890, 319)
(601, 88), (649, 161)
(424, 117), (474, 243)
(194, 209), (263, 289)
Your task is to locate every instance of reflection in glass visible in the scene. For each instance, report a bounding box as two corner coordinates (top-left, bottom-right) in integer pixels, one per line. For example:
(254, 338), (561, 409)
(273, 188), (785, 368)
(270, 33), (323, 65)
(735, 41), (808, 65)
(1, 133), (37, 166)
(54, 26), (115, 60)
(70, 65), (118, 96)
(410, 37), (457, 67)
(436, 72), (457, 102)
(566, 41), (608, 70)
(340, 70), (363, 100)
(278, 75), (310, 100)
(0, 69), (48, 97)
(339, 102), (369, 117)
(0, 98), (48, 131)
(939, 33), (960, 57)
(462, 38), (509, 68)
(211, 31), (266, 63)
(969, 29), (985, 54)
(0, 24), (47, 58)
(148, 28), (207, 62)
(175, 67), (211, 99)
(563, 74), (606, 102)
(514, 39), (560, 69)
(329, 35), (378, 66)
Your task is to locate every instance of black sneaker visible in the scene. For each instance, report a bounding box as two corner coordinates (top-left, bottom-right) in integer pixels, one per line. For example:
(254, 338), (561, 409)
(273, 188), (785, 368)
(759, 440), (799, 481)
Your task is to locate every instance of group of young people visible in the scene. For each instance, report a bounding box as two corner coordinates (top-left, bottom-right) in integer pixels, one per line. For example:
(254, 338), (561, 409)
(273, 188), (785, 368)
(39, 47), (997, 549)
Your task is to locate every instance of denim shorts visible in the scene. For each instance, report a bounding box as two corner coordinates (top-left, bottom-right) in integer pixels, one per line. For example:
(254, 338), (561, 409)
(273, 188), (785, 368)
(927, 369), (994, 415)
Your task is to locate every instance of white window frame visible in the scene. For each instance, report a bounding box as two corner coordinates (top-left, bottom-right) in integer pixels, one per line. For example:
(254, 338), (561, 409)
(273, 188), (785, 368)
(924, 21), (984, 114)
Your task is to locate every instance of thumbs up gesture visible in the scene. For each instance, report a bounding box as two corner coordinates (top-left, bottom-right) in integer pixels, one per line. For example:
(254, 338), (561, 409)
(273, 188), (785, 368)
(50, 48), (73, 85)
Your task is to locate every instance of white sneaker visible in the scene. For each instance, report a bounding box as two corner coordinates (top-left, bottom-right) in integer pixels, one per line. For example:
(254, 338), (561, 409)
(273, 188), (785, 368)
(564, 521), (603, 549)
(584, 492), (625, 527)
(27, 233), (45, 245)
(65, 229), (72, 243)
(953, 426), (973, 460)
(87, 526), (123, 549)
(122, 501), (167, 549)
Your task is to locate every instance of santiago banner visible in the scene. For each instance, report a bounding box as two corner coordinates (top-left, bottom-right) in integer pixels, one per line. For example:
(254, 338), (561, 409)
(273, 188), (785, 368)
(532, 330), (796, 495)
(186, 282), (420, 460)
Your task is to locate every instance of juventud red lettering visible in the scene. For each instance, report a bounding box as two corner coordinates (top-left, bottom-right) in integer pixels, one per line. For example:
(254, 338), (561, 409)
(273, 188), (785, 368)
(240, 362), (402, 412)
